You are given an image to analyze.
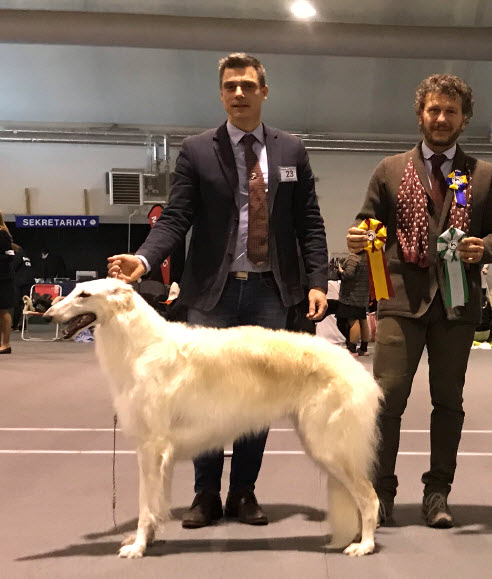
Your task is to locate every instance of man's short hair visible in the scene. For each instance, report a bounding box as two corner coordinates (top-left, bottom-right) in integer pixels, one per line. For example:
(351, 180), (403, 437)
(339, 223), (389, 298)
(414, 74), (474, 123)
(218, 53), (266, 87)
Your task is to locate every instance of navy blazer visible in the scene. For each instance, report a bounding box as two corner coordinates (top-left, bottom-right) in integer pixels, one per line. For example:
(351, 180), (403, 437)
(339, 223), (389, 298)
(137, 122), (328, 311)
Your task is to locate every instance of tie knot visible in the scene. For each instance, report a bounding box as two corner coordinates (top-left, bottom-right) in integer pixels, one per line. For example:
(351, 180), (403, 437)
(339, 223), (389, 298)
(430, 154), (447, 170)
(242, 133), (257, 150)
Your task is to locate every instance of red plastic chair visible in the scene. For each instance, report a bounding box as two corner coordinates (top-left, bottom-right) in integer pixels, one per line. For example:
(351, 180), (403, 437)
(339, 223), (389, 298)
(21, 284), (63, 341)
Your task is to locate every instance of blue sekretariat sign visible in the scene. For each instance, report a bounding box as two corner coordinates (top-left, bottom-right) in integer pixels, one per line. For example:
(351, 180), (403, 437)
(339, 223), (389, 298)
(16, 215), (99, 228)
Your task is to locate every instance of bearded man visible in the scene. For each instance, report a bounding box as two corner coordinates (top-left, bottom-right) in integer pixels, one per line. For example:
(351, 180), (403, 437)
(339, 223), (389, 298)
(347, 74), (492, 528)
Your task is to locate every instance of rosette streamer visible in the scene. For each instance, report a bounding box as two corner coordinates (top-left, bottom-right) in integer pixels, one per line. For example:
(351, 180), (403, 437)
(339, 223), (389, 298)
(358, 219), (394, 301)
(437, 227), (468, 308)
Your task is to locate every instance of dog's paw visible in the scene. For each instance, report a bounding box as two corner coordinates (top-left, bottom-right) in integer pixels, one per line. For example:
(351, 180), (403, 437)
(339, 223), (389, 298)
(121, 530), (155, 548)
(343, 540), (375, 557)
(120, 534), (137, 547)
(118, 543), (146, 558)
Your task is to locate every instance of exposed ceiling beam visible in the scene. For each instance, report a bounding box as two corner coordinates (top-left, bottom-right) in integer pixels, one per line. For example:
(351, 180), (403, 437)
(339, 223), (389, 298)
(1, 9), (492, 60)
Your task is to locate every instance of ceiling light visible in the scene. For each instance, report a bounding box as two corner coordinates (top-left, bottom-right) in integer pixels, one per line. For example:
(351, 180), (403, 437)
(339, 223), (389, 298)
(290, 1), (316, 19)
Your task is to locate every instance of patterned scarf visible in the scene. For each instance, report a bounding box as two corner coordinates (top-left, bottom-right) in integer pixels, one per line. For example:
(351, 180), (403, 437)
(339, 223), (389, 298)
(396, 159), (472, 268)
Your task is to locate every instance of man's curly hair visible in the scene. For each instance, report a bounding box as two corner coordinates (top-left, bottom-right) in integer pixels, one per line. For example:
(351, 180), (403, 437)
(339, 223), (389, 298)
(414, 74), (474, 124)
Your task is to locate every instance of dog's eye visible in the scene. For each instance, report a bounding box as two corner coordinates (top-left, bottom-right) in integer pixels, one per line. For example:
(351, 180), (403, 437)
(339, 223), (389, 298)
(79, 291), (91, 298)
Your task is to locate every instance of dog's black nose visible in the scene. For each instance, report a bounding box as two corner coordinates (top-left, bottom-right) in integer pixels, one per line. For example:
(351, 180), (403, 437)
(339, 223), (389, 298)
(43, 314), (53, 323)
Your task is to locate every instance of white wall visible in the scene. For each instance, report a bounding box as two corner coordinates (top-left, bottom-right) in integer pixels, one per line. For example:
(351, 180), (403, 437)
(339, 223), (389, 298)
(2, 44), (492, 134)
(2, 42), (492, 250)
(309, 151), (386, 253)
(0, 142), (152, 219)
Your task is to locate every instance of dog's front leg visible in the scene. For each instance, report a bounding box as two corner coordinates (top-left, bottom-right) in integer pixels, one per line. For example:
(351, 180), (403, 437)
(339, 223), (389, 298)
(119, 448), (165, 559)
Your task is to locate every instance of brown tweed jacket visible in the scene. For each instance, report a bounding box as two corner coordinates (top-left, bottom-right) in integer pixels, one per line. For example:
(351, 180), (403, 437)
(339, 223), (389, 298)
(354, 143), (492, 323)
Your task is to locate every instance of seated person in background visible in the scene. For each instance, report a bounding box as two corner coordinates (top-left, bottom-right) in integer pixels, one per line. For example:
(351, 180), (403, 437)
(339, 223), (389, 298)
(11, 243), (34, 331)
(336, 251), (370, 356)
(33, 246), (67, 281)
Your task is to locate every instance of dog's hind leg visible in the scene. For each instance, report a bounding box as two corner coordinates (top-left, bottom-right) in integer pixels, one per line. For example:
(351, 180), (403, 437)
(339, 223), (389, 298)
(119, 444), (174, 558)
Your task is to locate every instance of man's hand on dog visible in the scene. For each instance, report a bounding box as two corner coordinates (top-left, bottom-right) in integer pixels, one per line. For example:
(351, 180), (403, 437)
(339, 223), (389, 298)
(307, 288), (328, 321)
(107, 254), (146, 283)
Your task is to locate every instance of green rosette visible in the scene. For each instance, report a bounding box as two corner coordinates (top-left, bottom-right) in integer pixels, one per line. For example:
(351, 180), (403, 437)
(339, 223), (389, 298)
(437, 227), (468, 308)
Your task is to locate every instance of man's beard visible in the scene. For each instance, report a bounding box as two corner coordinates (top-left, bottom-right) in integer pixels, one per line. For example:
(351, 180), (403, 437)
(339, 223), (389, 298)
(421, 124), (463, 149)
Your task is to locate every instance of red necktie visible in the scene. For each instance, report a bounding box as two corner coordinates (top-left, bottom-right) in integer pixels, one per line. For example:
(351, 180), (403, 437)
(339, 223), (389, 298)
(430, 154), (448, 210)
(242, 134), (269, 266)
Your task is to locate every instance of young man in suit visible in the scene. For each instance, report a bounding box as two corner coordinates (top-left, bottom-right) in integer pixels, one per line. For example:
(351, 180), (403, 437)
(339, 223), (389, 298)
(347, 74), (492, 528)
(108, 53), (328, 528)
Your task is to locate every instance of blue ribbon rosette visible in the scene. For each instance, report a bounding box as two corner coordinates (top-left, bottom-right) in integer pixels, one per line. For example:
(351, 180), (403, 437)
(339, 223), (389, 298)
(446, 170), (467, 207)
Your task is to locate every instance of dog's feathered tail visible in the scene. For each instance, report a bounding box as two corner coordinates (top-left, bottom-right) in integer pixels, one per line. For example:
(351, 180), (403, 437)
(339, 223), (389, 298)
(157, 445), (175, 523)
(327, 476), (360, 548)
(325, 368), (381, 550)
(293, 348), (382, 551)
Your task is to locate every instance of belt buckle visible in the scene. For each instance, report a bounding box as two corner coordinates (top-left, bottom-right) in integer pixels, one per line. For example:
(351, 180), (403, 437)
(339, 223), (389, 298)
(235, 271), (248, 280)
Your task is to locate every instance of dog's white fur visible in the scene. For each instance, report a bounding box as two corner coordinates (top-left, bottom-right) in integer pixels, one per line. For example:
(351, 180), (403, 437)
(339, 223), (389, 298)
(46, 278), (382, 558)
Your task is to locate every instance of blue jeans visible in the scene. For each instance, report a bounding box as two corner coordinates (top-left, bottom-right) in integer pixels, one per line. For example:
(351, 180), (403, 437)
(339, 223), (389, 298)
(188, 275), (288, 494)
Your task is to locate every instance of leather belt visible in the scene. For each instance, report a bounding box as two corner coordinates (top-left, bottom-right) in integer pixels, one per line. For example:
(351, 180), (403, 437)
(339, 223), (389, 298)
(229, 271), (274, 280)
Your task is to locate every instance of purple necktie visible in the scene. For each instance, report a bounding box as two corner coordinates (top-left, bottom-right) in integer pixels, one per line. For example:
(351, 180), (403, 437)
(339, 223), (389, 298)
(430, 154), (448, 210)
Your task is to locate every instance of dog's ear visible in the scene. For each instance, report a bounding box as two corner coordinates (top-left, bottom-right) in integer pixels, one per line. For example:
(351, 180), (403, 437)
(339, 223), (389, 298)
(108, 283), (134, 311)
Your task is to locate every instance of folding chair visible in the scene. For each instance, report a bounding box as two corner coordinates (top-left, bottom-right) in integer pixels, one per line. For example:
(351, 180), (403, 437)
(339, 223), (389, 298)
(21, 283), (63, 341)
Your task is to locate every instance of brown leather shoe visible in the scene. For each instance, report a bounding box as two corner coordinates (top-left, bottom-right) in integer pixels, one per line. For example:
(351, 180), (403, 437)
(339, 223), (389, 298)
(224, 489), (268, 525)
(182, 490), (223, 529)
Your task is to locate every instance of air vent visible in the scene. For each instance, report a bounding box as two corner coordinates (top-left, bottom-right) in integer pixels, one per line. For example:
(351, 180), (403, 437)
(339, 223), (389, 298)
(108, 171), (144, 205)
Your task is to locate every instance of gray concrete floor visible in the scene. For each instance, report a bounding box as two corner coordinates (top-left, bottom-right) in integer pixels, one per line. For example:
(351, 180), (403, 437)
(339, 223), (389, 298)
(1, 329), (492, 578)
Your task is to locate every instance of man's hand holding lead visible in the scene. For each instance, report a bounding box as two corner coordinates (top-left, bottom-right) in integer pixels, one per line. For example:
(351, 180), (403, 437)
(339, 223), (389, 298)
(107, 254), (146, 283)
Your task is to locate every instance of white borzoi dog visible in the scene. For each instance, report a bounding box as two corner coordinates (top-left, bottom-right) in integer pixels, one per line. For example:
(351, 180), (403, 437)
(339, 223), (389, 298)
(46, 278), (382, 558)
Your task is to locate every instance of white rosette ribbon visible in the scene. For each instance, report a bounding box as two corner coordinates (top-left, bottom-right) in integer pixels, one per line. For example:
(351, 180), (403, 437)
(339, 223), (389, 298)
(437, 227), (468, 308)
